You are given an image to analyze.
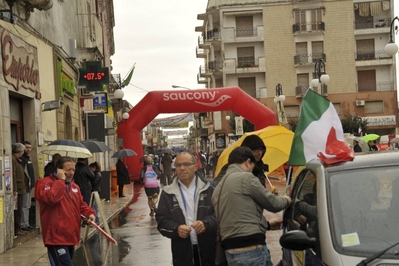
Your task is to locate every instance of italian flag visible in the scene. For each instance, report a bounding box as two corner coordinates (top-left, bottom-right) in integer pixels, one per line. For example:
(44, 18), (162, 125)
(288, 89), (354, 166)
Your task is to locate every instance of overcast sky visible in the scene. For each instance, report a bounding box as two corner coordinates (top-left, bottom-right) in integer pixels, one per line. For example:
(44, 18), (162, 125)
(111, 1), (399, 113)
(111, 0), (208, 113)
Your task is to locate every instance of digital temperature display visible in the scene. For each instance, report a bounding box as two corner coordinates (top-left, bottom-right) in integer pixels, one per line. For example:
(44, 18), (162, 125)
(83, 72), (106, 81)
(78, 61), (109, 92)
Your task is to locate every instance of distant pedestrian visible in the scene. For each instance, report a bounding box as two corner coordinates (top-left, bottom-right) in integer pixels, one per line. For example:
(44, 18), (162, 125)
(353, 140), (362, 153)
(116, 158), (130, 197)
(44, 153), (62, 177)
(89, 162), (102, 224)
(12, 143), (29, 237)
(161, 153), (173, 185)
(35, 156), (95, 266)
(21, 141), (36, 231)
(73, 158), (96, 205)
(156, 151), (217, 266)
(140, 156), (161, 217)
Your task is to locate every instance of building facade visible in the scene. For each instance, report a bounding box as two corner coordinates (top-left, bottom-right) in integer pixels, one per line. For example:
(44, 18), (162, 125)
(0, 0), (116, 252)
(196, 0), (398, 150)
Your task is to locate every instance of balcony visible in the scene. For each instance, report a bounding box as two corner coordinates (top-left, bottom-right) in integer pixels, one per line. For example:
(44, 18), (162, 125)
(292, 21), (325, 34)
(196, 47), (206, 58)
(355, 50), (391, 61)
(224, 57), (265, 74)
(208, 60), (223, 70)
(294, 53), (326, 66)
(222, 25), (264, 43)
(356, 81), (394, 92)
(295, 85), (308, 98)
(354, 17), (390, 30)
(237, 56), (257, 68)
(197, 73), (207, 84)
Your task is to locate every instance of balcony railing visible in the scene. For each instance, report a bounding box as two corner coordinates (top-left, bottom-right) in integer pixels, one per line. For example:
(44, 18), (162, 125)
(294, 53), (326, 65)
(208, 60), (223, 70)
(237, 56), (257, 68)
(354, 17), (391, 30)
(355, 50), (391, 60)
(356, 81), (394, 92)
(292, 21), (325, 34)
(295, 85), (308, 97)
(235, 27), (258, 38)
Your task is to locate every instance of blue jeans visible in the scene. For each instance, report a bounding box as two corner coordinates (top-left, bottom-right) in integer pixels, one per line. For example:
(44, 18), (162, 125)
(225, 245), (272, 266)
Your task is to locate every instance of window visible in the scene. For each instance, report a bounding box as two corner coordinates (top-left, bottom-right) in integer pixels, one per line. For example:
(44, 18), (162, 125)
(294, 9), (323, 33)
(285, 170), (321, 256)
(285, 106), (300, 118)
(238, 77), (256, 97)
(356, 39), (375, 60)
(357, 70), (376, 92)
(236, 16), (254, 37)
(237, 47), (255, 67)
(365, 101), (383, 114)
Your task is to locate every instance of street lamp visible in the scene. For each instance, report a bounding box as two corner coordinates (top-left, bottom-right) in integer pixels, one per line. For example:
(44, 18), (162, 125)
(274, 83), (287, 125)
(114, 89), (129, 124)
(311, 59), (330, 88)
(385, 16), (399, 56)
(172, 85), (192, 90)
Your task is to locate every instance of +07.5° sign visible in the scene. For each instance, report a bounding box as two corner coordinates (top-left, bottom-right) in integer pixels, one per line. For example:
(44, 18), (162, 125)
(78, 61), (109, 92)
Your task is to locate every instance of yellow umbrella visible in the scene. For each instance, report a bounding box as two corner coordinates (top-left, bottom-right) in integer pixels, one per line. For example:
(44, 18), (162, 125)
(214, 125), (294, 178)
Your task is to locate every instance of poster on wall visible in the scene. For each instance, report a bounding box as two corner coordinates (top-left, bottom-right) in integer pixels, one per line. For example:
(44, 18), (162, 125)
(4, 157), (10, 192)
(216, 133), (226, 148)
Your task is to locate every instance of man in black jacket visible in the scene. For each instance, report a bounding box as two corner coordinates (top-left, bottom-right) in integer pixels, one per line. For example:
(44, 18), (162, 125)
(156, 151), (217, 266)
(73, 158), (95, 205)
(21, 141), (35, 231)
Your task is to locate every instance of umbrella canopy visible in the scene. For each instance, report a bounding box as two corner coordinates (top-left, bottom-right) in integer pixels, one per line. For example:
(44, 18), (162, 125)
(81, 140), (112, 153)
(41, 139), (92, 158)
(362, 134), (380, 142)
(156, 147), (174, 155)
(390, 137), (399, 144)
(112, 149), (137, 158)
(214, 125), (294, 177)
(345, 136), (369, 152)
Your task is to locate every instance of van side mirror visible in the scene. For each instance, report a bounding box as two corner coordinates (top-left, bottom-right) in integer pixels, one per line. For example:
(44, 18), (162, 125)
(279, 230), (316, 251)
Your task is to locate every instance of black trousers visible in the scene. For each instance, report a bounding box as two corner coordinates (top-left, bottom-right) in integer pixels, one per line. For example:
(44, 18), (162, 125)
(47, 245), (75, 266)
(193, 244), (200, 266)
(118, 184), (124, 196)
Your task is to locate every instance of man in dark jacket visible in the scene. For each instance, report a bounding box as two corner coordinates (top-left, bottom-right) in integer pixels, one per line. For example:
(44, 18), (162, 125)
(214, 135), (268, 188)
(116, 158), (130, 197)
(21, 141), (36, 231)
(73, 158), (95, 205)
(156, 151), (217, 266)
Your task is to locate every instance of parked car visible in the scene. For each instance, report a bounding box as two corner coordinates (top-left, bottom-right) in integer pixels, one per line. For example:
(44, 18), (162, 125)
(279, 150), (399, 266)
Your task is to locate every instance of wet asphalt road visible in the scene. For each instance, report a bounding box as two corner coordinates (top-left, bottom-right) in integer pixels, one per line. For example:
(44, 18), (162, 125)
(73, 178), (287, 265)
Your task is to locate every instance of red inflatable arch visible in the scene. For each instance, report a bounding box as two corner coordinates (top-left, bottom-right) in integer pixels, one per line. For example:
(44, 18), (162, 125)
(117, 86), (277, 182)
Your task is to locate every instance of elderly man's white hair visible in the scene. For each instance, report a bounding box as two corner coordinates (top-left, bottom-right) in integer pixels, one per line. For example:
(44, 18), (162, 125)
(12, 143), (25, 154)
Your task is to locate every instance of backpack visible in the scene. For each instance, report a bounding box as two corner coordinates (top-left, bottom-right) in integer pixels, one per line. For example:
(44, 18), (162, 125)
(143, 165), (159, 188)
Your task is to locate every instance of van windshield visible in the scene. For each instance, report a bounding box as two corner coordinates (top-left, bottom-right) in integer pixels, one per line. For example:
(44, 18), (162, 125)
(328, 167), (399, 257)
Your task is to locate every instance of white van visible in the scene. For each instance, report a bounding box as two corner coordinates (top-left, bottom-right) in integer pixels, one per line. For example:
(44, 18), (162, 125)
(278, 151), (399, 266)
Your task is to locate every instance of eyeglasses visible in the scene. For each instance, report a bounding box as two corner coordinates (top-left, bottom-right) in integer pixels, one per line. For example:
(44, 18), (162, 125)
(175, 162), (196, 168)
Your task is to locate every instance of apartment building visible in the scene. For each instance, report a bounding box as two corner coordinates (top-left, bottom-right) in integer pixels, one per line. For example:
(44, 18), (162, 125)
(196, 0), (397, 150)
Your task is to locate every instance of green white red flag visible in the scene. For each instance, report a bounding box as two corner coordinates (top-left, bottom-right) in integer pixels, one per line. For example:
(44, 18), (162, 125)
(288, 89), (354, 166)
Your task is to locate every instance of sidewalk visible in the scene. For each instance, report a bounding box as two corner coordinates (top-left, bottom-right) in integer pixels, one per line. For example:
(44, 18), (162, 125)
(0, 183), (134, 266)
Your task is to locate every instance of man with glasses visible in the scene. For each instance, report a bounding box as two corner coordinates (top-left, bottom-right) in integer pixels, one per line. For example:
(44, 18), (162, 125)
(156, 151), (217, 266)
(212, 147), (292, 266)
(215, 135), (269, 188)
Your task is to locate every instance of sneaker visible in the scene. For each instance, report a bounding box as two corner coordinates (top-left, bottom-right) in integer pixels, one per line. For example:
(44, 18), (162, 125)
(119, 195), (126, 198)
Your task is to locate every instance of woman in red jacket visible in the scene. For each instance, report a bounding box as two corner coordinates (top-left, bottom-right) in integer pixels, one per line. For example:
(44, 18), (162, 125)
(35, 156), (95, 266)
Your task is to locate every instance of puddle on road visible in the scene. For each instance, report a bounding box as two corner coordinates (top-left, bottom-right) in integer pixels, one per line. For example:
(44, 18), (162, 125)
(73, 196), (134, 265)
